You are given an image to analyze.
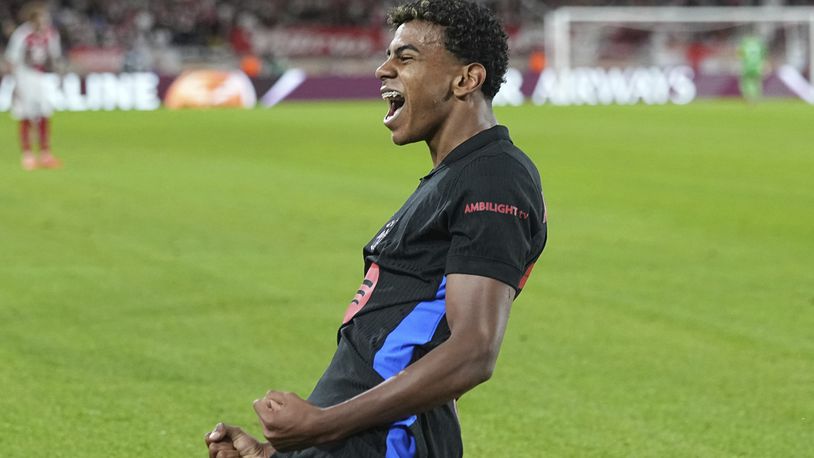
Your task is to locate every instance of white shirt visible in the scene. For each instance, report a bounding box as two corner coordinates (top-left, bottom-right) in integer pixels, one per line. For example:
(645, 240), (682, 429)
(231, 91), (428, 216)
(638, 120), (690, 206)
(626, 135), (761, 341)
(5, 22), (61, 73)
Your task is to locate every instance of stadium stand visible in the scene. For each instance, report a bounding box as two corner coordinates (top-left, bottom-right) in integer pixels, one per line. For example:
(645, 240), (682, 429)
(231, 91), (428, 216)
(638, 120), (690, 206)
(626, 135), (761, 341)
(1, 1), (809, 83)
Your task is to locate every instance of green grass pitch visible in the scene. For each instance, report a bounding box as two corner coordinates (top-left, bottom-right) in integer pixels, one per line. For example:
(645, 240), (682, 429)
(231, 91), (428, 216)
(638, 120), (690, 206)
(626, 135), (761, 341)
(0, 100), (812, 457)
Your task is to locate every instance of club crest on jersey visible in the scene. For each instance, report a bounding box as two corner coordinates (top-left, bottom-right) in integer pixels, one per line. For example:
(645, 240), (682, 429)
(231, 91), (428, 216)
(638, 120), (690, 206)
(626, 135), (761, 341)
(369, 218), (398, 250)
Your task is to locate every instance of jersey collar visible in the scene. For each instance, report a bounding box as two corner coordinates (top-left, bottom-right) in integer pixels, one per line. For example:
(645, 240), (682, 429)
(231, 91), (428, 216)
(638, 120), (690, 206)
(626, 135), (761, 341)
(421, 125), (511, 180)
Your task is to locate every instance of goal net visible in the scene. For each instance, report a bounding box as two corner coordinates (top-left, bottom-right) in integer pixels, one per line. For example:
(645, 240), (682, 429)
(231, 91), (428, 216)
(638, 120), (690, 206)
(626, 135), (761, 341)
(545, 6), (814, 78)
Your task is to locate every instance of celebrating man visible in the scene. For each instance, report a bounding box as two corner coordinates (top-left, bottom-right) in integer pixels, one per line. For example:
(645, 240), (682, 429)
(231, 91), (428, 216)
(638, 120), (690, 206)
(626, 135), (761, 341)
(206, 1), (547, 456)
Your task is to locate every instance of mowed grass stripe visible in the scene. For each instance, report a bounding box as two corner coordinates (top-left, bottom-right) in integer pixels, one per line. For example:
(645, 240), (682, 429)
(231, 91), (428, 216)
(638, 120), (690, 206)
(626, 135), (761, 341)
(0, 100), (811, 457)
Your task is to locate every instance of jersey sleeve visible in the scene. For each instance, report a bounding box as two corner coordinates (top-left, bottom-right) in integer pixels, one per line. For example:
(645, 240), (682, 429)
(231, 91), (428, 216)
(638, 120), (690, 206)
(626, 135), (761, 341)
(445, 154), (546, 291)
(5, 27), (25, 66)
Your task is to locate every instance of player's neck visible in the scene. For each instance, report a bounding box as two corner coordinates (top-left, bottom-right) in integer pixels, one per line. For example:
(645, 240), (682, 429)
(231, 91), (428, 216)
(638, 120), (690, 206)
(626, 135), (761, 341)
(427, 103), (497, 169)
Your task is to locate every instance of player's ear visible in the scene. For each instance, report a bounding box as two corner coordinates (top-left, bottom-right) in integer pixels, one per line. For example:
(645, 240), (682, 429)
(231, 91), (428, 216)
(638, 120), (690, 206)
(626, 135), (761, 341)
(452, 63), (486, 98)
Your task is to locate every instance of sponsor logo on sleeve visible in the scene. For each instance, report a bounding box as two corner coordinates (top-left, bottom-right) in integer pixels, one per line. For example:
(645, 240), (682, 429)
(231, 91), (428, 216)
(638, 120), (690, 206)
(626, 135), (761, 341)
(464, 201), (529, 220)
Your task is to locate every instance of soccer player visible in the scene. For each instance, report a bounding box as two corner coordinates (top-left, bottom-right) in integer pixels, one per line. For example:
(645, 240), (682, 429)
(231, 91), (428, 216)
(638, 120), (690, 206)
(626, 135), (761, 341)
(738, 35), (766, 103)
(205, 1), (547, 457)
(5, 2), (62, 171)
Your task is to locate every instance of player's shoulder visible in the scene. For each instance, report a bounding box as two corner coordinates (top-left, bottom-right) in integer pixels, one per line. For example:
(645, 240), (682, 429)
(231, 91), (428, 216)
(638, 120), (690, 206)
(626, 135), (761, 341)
(9, 22), (34, 40)
(455, 133), (541, 189)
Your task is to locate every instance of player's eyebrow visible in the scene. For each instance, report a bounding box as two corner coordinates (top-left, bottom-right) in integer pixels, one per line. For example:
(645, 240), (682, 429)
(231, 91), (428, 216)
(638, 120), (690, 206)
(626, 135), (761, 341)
(386, 44), (420, 57)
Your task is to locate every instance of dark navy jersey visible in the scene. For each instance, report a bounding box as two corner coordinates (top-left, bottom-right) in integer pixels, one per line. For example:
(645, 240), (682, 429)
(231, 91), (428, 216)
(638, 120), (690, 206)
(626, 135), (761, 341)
(273, 125), (547, 458)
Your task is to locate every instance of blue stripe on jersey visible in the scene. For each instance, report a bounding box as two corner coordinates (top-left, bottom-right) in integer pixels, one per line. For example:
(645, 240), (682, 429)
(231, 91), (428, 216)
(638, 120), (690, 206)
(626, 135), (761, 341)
(373, 277), (447, 458)
(385, 424), (417, 458)
(373, 277), (447, 379)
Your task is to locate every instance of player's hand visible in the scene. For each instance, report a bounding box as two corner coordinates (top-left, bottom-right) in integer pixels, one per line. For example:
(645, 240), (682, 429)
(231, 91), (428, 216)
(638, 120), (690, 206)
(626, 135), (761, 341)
(253, 391), (332, 452)
(205, 422), (274, 458)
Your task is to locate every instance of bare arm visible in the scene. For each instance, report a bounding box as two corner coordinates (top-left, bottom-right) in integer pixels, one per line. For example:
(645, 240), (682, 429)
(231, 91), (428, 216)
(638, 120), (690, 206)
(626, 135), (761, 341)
(254, 273), (515, 451)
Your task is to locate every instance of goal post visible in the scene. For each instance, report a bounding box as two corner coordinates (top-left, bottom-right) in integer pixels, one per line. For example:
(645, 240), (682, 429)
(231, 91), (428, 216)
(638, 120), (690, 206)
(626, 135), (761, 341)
(545, 6), (814, 81)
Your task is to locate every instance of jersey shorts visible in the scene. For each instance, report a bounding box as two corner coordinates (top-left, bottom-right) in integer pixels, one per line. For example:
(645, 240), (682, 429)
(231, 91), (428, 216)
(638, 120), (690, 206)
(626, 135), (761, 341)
(273, 125), (548, 458)
(12, 67), (54, 120)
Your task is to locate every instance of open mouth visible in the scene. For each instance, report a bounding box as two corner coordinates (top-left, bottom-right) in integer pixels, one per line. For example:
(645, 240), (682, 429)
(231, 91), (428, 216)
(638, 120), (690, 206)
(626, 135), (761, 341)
(382, 90), (405, 124)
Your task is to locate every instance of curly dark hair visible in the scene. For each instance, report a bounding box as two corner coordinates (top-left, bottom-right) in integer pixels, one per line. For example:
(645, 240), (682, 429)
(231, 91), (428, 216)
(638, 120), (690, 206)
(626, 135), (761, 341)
(387, 0), (509, 99)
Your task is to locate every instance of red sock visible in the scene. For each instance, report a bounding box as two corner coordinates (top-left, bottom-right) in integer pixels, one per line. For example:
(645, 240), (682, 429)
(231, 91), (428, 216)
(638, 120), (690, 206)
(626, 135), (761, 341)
(38, 117), (50, 152)
(20, 119), (32, 152)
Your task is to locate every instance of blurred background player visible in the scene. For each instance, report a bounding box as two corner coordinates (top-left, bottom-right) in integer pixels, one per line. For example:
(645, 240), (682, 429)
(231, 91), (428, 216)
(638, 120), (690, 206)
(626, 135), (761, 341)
(5, 2), (62, 170)
(738, 34), (767, 103)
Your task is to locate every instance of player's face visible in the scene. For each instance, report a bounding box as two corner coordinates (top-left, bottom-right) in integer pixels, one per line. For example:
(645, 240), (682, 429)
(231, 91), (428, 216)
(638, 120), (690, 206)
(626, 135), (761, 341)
(375, 21), (462, 145)
(32, 10), (51, 31)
